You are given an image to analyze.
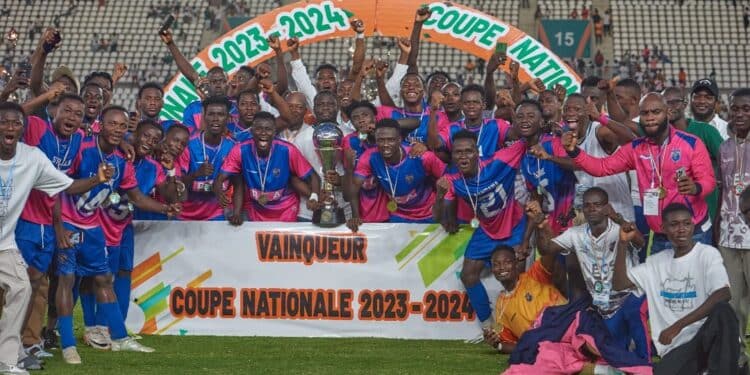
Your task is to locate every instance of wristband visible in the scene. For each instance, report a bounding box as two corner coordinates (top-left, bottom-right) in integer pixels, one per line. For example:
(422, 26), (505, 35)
(167, 168), (176, 177)
(598, 113), (610, 126)
(356, 33), (364, 39)
(496, 342), (503, 352)
(309, 193), (319, 202)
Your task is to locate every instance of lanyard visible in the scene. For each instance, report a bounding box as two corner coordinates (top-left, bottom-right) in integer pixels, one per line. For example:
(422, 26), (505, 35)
(254, 142), (274, 193)
(646, 137), (670, 188)
(382, 147), (403, 198)
(95, 136), (117, 192)
(461, 163), (482, 218)
(201, 132), (224, 166)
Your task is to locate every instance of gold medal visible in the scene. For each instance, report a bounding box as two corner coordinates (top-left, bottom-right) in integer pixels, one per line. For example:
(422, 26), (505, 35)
(470, 217), (480, 229)
(387, 199), (398, 213)
(109, 192), (121, 205)
(658, 186), (666, 200)
(257, 194), (268, 205)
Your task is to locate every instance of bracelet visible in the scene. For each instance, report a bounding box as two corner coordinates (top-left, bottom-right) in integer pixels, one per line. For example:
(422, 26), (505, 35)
(309, 193), (319, 202)
(356, 33), (364, 39)
(496, 342), (503, 352)
(598, 113), (610, 126)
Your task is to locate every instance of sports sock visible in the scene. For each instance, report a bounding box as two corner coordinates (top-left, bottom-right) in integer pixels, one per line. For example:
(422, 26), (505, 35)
(113, 274), (131, 320)
(465, 282), (491, 322)
(99, 302), (128, 340)
(57, 315), (76, 349)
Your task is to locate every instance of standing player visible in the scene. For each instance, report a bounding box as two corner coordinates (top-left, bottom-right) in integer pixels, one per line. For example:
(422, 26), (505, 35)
(100, 120), (182, 320)
(178, 96), (238, 221)
(439, 129), (529, 330)
(216, 111), (321, 223)
(55, 106), (180, 364)
(0, 101), (115, 375)
(14, 94), (85, 365)
(347, 119), (445, 231)
(135, 82), (178, 133)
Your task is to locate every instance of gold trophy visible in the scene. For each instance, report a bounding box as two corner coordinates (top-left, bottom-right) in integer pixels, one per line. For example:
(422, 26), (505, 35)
(312, 122), (346, 227)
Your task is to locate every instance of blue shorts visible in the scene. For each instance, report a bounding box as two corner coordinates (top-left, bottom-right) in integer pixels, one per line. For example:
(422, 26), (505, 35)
(16, 219), (57, 273)
(603, 293), (651, 360)
(107, 224), (135, 273)
(464, 216), (526, 261)
(55, 223), (110, 277)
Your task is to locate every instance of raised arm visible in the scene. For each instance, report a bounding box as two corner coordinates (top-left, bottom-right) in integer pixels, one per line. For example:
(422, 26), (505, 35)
(348, 18), (366, 80)
(563, 131), (635, 177)
(286, 37), (316, 110)
(29, 28), (62, 96)
(22, 82), (65, 115)
(484, 48), (506, 111)
(376, 61), (396, 108)
(160, 28), (200, 84)
(407, 6), (431, 74)
(267, 35), (289, 95)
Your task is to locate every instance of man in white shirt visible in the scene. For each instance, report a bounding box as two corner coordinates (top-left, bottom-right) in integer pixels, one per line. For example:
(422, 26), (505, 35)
(0, 102), (113, 374)
(690, 78), (729, 140)
(613, 203), (739, 375)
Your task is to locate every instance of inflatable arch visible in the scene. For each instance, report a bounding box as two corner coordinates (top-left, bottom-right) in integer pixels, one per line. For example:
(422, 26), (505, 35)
(160, 0), (581, 120)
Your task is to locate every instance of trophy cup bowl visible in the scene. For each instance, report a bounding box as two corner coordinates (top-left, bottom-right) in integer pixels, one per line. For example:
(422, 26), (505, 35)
(312, 122), (346, 227)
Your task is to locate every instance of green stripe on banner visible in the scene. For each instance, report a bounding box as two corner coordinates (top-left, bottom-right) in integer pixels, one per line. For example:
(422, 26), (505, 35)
(137, 282), (167, 304)
(417, 226), (474, 287)
(395, 224), (440, 262)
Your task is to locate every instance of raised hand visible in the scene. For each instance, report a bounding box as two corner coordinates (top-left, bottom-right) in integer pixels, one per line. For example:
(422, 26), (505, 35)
(375, 60), (389, 79)
(350, 18), (365, 34)
(561, 131), (578, 152)
(415, 5), (432, 22)
(397, 37), (411, 55)
(112, 62), (128, 84)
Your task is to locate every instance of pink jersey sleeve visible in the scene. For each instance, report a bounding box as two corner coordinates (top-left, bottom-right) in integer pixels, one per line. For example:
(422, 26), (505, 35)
(24, 116), (47, 146)
(221, 143), (243, 174)
(690, 137), (716, 198)
(493, 140), (527, 168)
(121, 160), (138, 191)
(550, 137), (569, 158)
(421, 151), (447, 178)
(443, 176), (456, 201)
(178, 146), (191, 174)
(573, 142), (635, 177)
(354, 149), (374, 179)
(67, 148), (82, 177)
(496, 118), (512, 145)
(434, 110), (451, 132)
(154, 159), (167, 186)
(288, 142), (313, 179)
(376, 105), (397, 121)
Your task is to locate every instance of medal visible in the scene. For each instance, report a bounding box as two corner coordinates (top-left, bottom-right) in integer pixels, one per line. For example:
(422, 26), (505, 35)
(594, 281), (604, 293)
(658, 186), (666, 200)
(736, 183), (745, 196)
(387, 199), (398, 213)
(127, 202), (134, 212)
(358, 132), (368, 141)
(258, 194), (268, 205)
(470, 217), (480, 229)
(109, 192), (121, 205)
(202, 182), (213, 192)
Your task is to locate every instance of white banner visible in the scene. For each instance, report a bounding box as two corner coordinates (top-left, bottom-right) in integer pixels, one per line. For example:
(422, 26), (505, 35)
(126, 221), (502, 339)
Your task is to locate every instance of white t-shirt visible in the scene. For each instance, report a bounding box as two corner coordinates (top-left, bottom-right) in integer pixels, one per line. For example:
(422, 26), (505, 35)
(0, 143), (73, 251)
(709, 114), (729, 141)
(627, 242), (730, 356)
(291, 125), (351, 220)
(552, 220), (639, 317)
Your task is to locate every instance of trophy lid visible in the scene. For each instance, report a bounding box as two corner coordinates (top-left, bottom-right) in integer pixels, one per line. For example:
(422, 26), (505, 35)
(312, 122), (344, 148)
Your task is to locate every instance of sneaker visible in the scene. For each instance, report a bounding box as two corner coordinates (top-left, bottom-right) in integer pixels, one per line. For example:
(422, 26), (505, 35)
(16, 356), (41, 371)
(24, 344), (53, 359)
(111, 337), (155, 353)
(83, 327), (111, 350)
(0, 363), (29, 374)
(61, 347), (81, 365)
(41, 328), (57, 350)
(127, 330), (142, 340)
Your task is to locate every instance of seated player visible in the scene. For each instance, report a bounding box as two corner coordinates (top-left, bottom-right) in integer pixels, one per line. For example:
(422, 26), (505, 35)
(347, 119), (445, 231)
(536, 187), (651, 360)
(178, 96), (238, 221)
(215, 111), (322, 223)
(613, 203), (739, 374)
(439, 129), (528, 332)
(483, 244), (566, 354)
(55, 106), (181, 363)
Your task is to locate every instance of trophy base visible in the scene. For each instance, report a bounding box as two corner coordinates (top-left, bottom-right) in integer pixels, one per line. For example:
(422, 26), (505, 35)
(312, 205), (346, 228)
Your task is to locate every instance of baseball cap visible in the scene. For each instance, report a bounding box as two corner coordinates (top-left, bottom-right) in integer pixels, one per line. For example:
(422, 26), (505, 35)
(691, 78), (719, 97)
(51, 65), (79, 93)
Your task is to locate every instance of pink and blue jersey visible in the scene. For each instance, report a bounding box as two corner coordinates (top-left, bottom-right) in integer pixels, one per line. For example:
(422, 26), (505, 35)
(221, 139), (312, 222)
(178, 134), (236, 220)
(522, 137), (577, 235)
(441, 118), (513, 158)
(20, 116), (84, 225)
(343, 133), (388, 222)
(226, 122), (252, 143)
(354, 147), (445, 221)
(61, 138), (137, 229)
(100, 156), (166, 246)
(444, 141), (528, 240)
(572, 126), (715, 232)
(182, 99), (239, 135)
(376, 105), (450, 145)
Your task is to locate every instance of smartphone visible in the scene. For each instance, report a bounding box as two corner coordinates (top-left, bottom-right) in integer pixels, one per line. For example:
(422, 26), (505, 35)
(17, 61), (31, 80)
(129, 111), (137, 119)
(158, 14), (176, 35)
(70, 232), (83, 246)
(495, 42), (508, 55)
(676, 167), (687, 180)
